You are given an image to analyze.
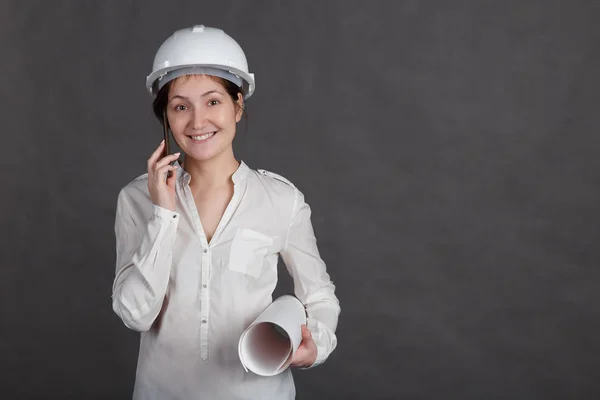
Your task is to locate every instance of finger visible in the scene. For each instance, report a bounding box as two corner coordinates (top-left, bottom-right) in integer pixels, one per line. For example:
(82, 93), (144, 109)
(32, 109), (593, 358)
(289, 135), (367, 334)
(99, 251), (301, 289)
(147, 140), (166, 167)
(155, 165), (177, 181)
(154, 152), (181, 170)
(158, 164), (177, 174)
(149, 165), (175, 184)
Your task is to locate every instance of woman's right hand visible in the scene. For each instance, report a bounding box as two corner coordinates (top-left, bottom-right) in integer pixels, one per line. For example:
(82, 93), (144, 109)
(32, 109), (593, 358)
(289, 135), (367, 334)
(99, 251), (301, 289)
(147, 140), (180, 211)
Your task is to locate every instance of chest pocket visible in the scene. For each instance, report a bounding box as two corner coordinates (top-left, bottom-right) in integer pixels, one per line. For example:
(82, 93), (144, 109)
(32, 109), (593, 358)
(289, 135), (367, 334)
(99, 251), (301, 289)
(229, 228), (274, 278)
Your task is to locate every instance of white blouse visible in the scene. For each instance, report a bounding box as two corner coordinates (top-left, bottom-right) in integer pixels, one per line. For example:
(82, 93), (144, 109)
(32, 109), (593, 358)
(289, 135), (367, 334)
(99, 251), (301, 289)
(111, 161), (340, 400)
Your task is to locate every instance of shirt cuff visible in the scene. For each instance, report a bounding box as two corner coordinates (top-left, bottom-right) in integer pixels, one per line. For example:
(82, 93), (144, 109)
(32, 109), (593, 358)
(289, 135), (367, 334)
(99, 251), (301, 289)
(152, 204), (180, 221)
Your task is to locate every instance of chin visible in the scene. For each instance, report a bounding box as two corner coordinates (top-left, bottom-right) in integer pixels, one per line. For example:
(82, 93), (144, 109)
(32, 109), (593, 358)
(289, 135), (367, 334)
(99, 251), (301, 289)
(184, 151), (218, 162)
(183, 146), (231, 163)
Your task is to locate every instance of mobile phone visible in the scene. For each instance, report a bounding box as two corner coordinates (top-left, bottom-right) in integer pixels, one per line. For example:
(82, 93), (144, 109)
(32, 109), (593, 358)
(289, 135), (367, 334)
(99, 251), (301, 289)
(162, 109), (170, 158)
(162, 110), (173, 178)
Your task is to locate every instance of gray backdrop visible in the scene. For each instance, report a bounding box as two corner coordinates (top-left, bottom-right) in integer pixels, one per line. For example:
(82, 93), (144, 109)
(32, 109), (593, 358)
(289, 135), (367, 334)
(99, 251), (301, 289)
(2, 1), (599, 399)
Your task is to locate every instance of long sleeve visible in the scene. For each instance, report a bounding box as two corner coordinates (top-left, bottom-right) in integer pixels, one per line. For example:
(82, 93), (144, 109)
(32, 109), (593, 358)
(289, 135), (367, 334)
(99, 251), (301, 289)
(111, 189), (180, 332)
(279, 189), (341, 368)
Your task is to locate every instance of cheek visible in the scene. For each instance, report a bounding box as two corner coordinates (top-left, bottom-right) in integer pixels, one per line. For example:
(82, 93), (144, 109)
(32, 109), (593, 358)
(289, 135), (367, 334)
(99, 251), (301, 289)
(214, 110), (238, 131)
(168, 114), (189, 135)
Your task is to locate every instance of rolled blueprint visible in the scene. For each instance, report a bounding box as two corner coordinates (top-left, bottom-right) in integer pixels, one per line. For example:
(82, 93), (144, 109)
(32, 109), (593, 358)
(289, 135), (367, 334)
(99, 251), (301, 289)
(238, 295), (307, 376)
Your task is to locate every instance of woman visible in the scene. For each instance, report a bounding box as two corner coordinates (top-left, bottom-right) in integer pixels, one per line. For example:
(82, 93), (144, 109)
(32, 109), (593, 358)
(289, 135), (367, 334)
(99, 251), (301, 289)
(111, 25), (340, 399)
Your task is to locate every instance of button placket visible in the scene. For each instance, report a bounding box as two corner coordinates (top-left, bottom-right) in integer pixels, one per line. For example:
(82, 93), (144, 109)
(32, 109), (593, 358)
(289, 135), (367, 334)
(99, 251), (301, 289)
(200, 246), (210, 360)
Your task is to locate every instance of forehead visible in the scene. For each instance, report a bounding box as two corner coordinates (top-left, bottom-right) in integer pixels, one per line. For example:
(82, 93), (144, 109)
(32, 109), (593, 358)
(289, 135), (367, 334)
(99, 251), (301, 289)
(168, 74), (225, 96)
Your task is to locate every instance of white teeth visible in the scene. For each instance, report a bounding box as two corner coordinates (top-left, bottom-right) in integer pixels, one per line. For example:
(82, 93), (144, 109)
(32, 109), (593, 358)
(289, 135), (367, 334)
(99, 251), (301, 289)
(191, 132), (215, 141)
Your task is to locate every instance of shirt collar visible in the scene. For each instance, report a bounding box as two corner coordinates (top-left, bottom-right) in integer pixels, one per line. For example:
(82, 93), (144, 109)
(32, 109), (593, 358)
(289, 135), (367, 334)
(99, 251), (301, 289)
(232, 160), (250, 184)
(175, 160), (250, 186)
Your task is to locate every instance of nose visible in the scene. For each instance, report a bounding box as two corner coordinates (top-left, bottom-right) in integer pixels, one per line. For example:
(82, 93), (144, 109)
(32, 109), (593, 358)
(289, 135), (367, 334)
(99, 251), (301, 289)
(192, 107), (208, 130)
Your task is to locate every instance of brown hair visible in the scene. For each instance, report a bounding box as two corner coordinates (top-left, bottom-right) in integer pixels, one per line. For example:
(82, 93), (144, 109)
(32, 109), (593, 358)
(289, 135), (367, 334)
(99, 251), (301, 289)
(152, 75), (246, 125)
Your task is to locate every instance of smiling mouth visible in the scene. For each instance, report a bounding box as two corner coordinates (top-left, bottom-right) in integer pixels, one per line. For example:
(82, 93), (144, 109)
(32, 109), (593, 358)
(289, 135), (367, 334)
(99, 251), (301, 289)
(188, 131), (217, 142)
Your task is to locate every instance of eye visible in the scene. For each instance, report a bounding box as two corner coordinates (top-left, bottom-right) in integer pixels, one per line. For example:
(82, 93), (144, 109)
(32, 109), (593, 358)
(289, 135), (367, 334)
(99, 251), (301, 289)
(208, 99), (220, 106)
(174, 104), (188, 111)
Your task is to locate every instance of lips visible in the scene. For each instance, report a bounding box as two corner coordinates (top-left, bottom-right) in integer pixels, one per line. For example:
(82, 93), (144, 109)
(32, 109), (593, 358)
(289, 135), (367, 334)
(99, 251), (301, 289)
(188, 131), (217, 142)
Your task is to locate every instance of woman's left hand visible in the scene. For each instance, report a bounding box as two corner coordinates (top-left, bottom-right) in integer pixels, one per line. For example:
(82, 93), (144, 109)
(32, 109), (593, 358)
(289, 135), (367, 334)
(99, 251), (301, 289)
(290, 324), (318, 368)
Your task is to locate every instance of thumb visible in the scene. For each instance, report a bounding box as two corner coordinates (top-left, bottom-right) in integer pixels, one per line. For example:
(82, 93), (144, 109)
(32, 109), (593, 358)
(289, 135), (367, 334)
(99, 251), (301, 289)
(302, 325), (312, 341)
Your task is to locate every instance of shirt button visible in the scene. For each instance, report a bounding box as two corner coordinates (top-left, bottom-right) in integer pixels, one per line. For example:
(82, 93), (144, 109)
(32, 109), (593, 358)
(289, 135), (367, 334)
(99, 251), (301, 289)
(203, 249), (208, 253)
(202, 319), (207, 324)
(203, 284), (207, 288)
(172, 215), (177, 219)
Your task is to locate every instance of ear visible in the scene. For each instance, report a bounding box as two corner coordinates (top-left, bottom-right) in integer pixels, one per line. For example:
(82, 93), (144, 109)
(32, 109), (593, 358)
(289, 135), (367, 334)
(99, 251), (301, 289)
(235, 93), (244, 122)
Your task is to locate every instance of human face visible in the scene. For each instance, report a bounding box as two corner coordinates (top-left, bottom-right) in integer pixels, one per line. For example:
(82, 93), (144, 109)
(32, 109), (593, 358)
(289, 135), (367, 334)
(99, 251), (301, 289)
(166, 75), (243, 162)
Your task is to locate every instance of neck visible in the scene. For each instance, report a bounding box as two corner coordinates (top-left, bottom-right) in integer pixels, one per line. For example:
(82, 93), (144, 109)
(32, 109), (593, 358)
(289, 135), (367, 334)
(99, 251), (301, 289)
(183, 150), (240, 190)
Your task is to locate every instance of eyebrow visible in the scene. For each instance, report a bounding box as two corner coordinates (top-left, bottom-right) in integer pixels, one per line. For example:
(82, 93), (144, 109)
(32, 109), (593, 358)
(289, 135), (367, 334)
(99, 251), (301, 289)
(169, 90), (222, 102)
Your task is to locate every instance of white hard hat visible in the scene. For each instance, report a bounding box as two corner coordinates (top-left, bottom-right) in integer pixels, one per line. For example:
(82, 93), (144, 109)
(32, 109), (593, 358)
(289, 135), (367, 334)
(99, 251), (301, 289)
(146, 25), (255, 99)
